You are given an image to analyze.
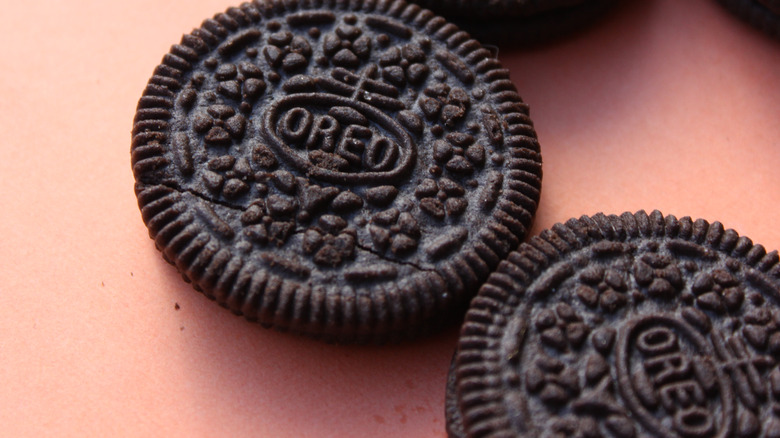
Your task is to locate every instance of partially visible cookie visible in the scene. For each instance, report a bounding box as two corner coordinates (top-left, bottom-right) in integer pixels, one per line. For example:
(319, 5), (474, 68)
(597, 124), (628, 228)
(717, 0), (780, 39)
(410, 0), (621, 45)
(412, 0), (599, 19)
(132, 0), (542, 343)
(447, 210), (780, 436)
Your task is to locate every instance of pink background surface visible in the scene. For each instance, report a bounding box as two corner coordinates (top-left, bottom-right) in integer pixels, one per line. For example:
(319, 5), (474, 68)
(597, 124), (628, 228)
(1, 0), (778, 436)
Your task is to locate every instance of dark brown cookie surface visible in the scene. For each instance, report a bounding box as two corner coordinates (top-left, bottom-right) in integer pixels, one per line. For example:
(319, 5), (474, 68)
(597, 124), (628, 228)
(410, 0), (620, 45)
(411, 0), (591, 19)
(448, 210), (780, 436)
(131, 0), (541, 343)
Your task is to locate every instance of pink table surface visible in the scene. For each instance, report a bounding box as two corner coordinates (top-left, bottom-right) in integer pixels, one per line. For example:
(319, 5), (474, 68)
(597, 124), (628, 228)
(1, 0), (778, 436)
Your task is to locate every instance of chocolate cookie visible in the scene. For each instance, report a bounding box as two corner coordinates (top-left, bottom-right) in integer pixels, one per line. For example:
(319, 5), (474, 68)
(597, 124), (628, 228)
(131, 0), (542, 343)
(717, 0), (780, 39)
(410, 0), (620, 45)
(447, 210), (780, 436)
(411, 0), (599, 19)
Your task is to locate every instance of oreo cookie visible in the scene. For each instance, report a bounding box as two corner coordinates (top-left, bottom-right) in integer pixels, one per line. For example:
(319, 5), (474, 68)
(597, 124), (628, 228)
(447, 210), (780, 436)
(717, 0), (780, 39)
(410, 0), (620, 45)
(131, 0), (542, 343)
(411, 0), (604, 20)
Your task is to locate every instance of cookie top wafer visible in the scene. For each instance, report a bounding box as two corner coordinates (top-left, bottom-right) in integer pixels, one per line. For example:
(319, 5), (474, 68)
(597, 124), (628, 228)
(131, 0), (542, 343)
(448, 210), (780, 437)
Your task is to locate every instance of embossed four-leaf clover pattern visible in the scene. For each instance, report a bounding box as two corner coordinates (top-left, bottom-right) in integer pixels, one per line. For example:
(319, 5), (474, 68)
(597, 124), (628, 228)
(214, 61), (267, 105)
(368, 208), (421, 256)
(302, 215), (357, 267)
(377, 43), (429, 87)
(525, 354), (580, 406)
(527, 321), (636, 438)
(432, 133), (485, 176)
(413, 132), (486, 220)
(192, 104), (247, 147)
(414, 177), (467, 220)
(691, 268), (745, 314)
(574, 255), (750, 317)
(633, 252), (684, 299)
(240, 196), (296, 248)
(535, 303), (590, 352)
(743, 307), (780, 356)
(202, 154), (253, 199)
(178, 13), (496, 271)
(419, 83), (471, 129)
(233, 167), (382, 268)
(575, 265), (630, 313)
(322, 17), (371, 69)
(263, 30), (313, 74)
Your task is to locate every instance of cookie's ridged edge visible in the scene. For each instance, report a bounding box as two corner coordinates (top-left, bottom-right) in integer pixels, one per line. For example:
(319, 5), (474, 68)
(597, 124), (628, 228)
(451, 209), (780, 436)
(445, 352), (467, 438)
(131, 0), (541, 343)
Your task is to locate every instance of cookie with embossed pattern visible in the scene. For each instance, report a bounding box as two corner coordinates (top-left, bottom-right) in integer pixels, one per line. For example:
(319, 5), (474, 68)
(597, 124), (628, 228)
(131, 0), (542, 343)
(447, 210), (780, 437)
(717, 0), (780, 39)
(410, 0), (620, 45)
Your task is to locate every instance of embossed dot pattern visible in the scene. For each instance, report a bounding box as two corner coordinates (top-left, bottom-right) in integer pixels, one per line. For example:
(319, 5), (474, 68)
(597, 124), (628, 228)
(131, 0), (542, 343)
(448, 210), (780, 437)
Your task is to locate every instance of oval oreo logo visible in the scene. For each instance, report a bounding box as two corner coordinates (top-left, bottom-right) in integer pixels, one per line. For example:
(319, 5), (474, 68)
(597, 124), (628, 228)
(616, 316), (735, 437)
(261, 93), (416, 184)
